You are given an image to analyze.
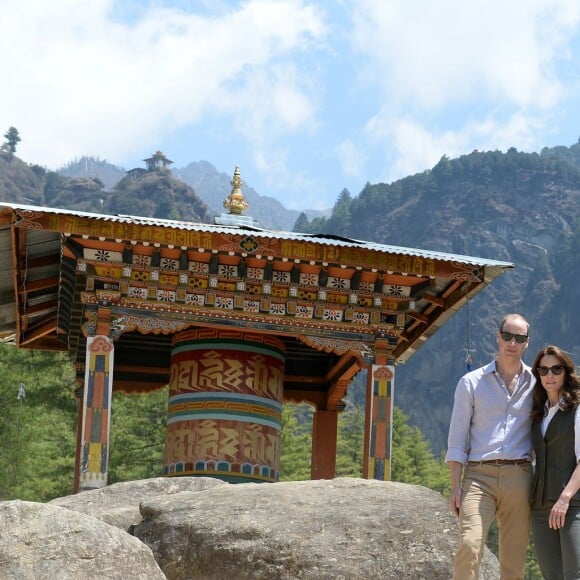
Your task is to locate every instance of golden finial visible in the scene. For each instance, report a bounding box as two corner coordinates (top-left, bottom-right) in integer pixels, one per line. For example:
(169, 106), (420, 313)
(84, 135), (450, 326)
(223, 165), (249, 215)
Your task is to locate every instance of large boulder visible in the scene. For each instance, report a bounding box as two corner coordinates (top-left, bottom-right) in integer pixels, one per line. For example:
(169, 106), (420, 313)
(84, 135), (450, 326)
(8, 477), (500, 579)
(132, 477), (499, 579)
(50, 476), (225, 531)
(0, 500), (165, 579)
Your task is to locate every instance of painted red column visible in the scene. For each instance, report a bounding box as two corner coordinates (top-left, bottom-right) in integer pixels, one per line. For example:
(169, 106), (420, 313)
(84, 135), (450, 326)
(78, 335), (115, 491)
(311, 410), (338, 479)
(73, 382), (84, 494)
(163, 329), (284, 483)
(364, 364), (395, 480)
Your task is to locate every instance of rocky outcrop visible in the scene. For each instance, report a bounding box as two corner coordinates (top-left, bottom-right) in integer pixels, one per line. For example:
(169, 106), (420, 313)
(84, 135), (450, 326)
(49, 475), (226, 531)
(11, 477), (501, 579)
(0, 500), (165, 579)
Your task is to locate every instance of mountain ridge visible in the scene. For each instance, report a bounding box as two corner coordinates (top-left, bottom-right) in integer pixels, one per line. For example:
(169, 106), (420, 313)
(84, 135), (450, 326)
(56, 155), (331, 231)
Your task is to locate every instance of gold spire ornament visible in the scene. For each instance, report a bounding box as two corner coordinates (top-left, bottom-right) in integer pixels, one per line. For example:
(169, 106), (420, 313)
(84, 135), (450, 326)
(223, 166), (249, 215)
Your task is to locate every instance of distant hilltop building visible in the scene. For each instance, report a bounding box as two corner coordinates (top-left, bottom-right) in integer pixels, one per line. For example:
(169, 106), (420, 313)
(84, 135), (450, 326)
(144, 150), (173, 171)
(127, 150), (173, 180)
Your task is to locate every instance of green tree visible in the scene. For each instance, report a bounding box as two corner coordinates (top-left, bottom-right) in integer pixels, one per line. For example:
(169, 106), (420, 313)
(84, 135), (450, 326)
(327, 188), (352, 236)
(280, 404), (312, 481)
(391, 407), (449, 494)
(525, 536), (543, 579)
(108, 389), (168, 483)
(293, 212), (309, 232)
(3, 126), (21, 153)
(336, 403), (365, 476)
(0, 345), (77, 501)
(432, 154), (452, 180)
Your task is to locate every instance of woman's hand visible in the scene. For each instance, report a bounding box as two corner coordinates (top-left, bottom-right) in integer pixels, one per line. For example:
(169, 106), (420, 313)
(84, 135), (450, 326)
(549, 498), (570, 529)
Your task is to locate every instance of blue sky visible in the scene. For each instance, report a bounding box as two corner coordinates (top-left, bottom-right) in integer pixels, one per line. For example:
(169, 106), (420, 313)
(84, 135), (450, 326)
(3, 0), (580, 210)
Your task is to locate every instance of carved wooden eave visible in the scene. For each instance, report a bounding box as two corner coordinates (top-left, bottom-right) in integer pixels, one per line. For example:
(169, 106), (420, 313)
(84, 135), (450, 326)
(0, 203), (514, 406)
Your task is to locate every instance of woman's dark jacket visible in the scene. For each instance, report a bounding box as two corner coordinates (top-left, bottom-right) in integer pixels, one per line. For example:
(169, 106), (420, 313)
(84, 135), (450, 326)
(530, 406), (580, 509)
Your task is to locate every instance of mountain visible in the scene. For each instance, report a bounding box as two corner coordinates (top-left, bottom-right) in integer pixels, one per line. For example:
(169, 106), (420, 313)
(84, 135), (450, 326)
(57, 157), (126, 190)
(174, 160), (329, 230)
(2, 144), (579, 454)
(1, 151), (330, 230)
(102, 167), (210, 223)
(57, 156), (330, 230)
(0, 153), (46, 204)
(0, 152), (210, 223)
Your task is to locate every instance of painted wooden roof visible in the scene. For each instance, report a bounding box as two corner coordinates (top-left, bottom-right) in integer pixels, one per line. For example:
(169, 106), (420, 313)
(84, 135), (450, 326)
(0, 202), (513, 405)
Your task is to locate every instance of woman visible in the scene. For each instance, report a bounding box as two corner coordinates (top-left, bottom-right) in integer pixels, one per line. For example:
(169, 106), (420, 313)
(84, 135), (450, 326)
(530, 345), (580, 580)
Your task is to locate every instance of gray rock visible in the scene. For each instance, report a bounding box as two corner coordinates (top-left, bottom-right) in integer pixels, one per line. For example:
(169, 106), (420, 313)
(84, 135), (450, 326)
(8, 477), (500, 579)
(0, 500), (165, 580)
(50, 476), (225, 531)
(133, 477), (499, 579)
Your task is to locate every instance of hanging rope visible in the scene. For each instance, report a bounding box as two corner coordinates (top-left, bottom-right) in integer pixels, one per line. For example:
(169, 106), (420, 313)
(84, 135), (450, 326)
(14, 382), (26, 490)
(465, 292), (473, 371)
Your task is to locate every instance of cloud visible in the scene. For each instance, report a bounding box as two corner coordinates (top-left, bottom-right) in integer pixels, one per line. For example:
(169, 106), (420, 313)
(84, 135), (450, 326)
(220, 64), (319, 143)
(3, 0), (580, 210)
(253, 146), (327, 209)
(350, 0), (580, 110)
(335, 140), (367, 178)
(366, 110), (548, 182)
(0, 0), (326, 169)
(346, 0), (580, 188)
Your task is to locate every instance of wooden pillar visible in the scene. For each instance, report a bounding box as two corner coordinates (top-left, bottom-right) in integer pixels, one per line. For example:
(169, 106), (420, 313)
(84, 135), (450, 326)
(363, 335), (395, 480)
(72, 382), (84, 494)
(311, 409), (338, 479)
(362, 373), (372, 478)
(76, 306), (114, 491)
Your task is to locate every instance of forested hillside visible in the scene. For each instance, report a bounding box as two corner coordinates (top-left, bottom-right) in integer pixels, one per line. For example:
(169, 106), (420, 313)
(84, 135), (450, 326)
(0, 151), (210, 223)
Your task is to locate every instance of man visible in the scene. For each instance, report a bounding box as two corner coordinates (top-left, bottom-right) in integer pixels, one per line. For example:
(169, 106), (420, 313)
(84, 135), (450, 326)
(446, 313), (535, 580)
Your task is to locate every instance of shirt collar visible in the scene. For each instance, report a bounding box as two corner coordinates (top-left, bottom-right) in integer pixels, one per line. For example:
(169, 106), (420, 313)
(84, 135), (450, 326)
(485, 358), (533, 380)
(543, 397), (565, 414)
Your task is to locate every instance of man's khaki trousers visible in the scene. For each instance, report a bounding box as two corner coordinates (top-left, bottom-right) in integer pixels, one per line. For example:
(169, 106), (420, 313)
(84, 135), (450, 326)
(453, 462), (532, 580)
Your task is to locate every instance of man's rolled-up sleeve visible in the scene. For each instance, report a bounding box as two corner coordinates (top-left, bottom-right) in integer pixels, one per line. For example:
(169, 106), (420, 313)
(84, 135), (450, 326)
(445, 378), (473, 465)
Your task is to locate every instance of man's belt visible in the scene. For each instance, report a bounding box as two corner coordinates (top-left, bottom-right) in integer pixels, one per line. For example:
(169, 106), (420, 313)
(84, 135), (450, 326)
(467, 459), (530, 466)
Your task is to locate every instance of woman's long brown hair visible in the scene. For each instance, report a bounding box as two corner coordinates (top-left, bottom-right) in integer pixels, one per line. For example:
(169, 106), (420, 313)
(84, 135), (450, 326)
(531, 345), (580, 421)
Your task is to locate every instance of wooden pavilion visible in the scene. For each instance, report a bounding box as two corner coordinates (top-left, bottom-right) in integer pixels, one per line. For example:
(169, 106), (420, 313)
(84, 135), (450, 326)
(0, 168), (513, 492)
(143, 150), (173, 171)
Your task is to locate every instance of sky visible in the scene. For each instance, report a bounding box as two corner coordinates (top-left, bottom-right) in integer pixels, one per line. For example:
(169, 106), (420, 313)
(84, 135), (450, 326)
(3, 0), (580, 210)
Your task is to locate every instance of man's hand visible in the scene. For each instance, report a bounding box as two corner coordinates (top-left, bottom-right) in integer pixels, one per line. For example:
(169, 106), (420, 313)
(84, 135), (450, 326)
(448, 461), (464, 518)
(449, 487), (462, 517)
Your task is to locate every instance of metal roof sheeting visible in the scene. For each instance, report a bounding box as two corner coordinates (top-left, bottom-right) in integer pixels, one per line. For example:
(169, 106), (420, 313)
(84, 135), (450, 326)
(0, 202), (514, 269)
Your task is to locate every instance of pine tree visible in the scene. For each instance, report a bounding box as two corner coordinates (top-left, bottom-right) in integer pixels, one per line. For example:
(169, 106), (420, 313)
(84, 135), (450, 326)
(3, 126), (21, 153)
(108, 389), (168, 484)
(293, 212), (309, 232)
(336, 404), (364, 476)
(391, 407), (449, 494)
(280, 404), (312, 481)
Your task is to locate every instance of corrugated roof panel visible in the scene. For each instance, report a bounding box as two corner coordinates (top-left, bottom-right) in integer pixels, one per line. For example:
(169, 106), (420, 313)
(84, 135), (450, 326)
(26, 230), (61, 255)
(1, 202), (514, 269)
